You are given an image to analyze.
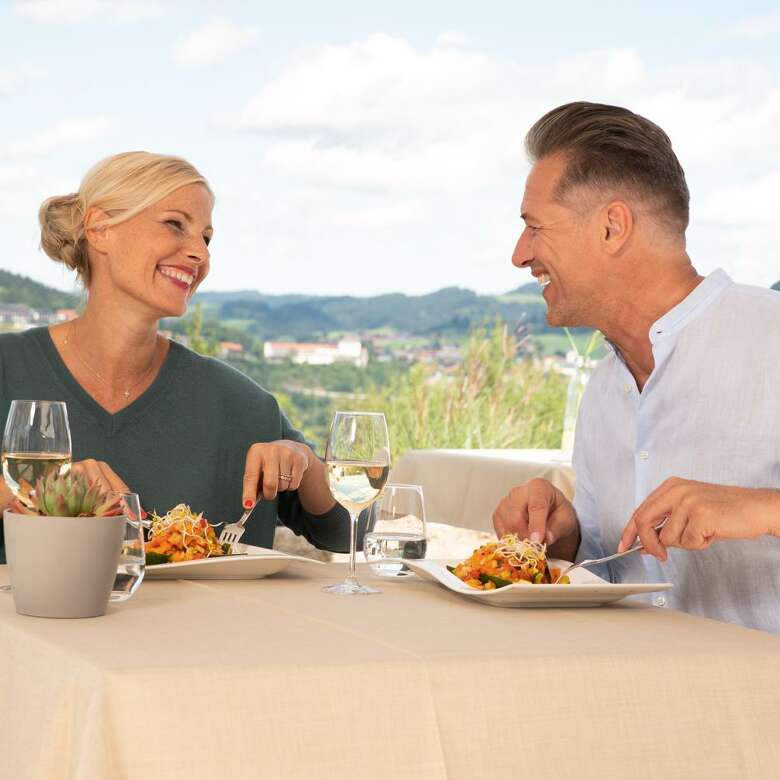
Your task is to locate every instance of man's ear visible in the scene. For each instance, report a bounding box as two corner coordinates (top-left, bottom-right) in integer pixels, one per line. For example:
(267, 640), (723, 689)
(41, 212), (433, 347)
(601, 200), (633, 255)
(83, 207), (112, 255)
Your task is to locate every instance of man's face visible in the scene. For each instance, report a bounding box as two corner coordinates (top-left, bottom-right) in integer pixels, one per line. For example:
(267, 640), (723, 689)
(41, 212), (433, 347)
(512, 154), (600, 327)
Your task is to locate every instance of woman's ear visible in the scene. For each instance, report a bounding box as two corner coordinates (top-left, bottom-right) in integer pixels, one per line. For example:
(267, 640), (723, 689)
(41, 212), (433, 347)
(83, 207), (112, 255)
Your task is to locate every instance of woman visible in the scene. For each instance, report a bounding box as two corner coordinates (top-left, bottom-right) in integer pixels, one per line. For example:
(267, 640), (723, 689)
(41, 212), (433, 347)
(0, 151), (350, 563)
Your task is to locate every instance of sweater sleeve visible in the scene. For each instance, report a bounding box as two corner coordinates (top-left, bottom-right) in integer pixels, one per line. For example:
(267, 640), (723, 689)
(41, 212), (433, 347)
(275, 411), (368, 553)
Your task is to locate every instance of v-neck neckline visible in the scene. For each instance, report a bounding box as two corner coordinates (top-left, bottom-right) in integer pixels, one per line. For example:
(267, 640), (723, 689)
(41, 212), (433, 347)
(36, 326), (183, 436)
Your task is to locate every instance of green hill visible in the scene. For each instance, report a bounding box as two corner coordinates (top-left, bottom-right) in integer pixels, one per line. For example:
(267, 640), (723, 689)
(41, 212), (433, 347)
(0, 269), (80, 309)
(196, 284), (550, 340)
(772, 280), (780, 292)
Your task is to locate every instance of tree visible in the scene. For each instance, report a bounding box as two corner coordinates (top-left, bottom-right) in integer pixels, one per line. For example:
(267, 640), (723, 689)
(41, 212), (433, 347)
(186, 303), (219, 357)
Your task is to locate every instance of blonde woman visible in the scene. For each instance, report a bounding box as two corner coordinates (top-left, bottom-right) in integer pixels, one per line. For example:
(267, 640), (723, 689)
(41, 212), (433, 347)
(0, 152), (349, 563)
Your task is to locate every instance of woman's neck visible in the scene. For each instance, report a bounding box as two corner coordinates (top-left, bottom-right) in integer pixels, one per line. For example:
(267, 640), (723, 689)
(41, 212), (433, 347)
(52, 296), (169, 411)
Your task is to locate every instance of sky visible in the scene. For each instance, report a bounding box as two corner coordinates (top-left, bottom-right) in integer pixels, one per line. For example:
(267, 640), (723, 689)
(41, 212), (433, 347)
(1, 0), (779, 297)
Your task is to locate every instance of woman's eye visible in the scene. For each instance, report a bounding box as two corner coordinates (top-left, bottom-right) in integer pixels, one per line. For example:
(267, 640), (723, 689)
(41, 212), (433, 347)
(203, 234), (211, 247)
(165, 219), (184, 231)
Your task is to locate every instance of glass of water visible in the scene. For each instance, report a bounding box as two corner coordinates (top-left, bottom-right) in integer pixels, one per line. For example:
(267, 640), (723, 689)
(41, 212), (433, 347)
(364, 483), (427, 577)
(109, 491), (145, 602)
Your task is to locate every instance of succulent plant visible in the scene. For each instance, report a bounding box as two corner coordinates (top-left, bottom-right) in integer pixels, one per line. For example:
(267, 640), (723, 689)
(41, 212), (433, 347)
(10, 471), (123, 518)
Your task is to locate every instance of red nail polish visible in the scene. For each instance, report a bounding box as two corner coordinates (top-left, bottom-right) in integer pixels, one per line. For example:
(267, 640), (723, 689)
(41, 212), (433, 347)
(244, 499), (254, 509)
(141, 509), (148, 519)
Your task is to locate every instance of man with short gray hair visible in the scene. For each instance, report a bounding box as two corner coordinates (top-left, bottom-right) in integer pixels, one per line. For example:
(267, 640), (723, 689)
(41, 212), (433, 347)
(493, 101), (780, 633)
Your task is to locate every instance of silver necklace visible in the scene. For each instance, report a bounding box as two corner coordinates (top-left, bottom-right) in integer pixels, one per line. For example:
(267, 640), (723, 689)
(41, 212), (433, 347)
(63, 321), (159, 400)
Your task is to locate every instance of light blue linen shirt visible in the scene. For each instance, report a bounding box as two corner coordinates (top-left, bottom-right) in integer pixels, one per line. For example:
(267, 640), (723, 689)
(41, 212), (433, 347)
(573, 269), (780, 633)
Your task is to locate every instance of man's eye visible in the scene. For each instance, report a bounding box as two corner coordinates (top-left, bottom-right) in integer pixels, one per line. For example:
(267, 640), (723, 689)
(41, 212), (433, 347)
(203, 234), (211, 247)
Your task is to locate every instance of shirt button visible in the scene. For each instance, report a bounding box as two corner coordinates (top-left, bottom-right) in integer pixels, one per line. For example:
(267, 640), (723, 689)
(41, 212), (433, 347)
(654, 596), (666, 607)
(638, 450), (649, 460)
(623, 384), (632, 394)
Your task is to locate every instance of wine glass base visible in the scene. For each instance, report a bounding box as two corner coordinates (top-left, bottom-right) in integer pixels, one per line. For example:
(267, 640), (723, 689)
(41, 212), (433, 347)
(322, 579), (381, 595)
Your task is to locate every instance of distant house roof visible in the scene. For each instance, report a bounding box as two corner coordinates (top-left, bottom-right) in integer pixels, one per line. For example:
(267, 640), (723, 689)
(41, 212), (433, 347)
(266, 342), (338, 351)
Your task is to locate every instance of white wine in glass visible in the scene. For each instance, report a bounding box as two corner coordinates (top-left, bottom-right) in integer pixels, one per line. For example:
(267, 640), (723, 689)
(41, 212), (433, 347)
(323, 411), (390, 595)
(2, 401), (72, 503)
(1, 400), (72, 593)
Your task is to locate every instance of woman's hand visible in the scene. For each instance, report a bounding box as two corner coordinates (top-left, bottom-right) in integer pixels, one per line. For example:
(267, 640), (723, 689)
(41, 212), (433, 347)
(619, 478), (780, 560)
(70, 459), (130, 494)
(242, 440), (312, 507)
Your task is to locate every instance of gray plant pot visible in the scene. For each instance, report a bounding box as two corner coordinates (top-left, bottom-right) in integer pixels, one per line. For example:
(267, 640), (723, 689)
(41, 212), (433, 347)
(3, 511), (126, 618)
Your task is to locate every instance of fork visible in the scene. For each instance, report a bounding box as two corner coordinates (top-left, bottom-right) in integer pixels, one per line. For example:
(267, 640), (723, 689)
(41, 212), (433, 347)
(218, 501), (259, 548)
(553, 519), (668, 583)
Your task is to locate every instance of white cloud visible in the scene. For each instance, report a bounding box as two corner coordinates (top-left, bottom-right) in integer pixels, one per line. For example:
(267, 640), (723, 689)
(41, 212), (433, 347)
(11, 0), (162, 24)
(172, 20), (258, 67)
(708, 11), (780, 41)
(6, 116), (111, 156)
(225, 34), (780, 290)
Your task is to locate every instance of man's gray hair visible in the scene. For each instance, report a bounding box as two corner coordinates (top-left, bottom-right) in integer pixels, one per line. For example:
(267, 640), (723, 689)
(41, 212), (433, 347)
(526, 102), (690, 233)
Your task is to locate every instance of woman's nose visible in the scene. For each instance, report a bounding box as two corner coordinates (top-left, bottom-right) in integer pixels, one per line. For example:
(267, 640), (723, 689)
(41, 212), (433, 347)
(185, 238), (210, 265)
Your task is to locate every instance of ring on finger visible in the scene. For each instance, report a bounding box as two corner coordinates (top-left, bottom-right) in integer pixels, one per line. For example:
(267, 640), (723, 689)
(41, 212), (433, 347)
(279, 473), (293, 482)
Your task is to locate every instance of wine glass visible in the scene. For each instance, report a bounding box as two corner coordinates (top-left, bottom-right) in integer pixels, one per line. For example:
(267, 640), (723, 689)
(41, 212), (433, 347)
(2, 400), (72, 500)
(323, 411), (390, 595)
(2, 400), (72, 594)
(364, 483), (427, 577)
(108, 491), (145, 603)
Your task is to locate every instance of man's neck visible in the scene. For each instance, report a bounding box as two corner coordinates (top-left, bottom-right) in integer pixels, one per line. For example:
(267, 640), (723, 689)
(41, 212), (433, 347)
(598, 256), (703, 391)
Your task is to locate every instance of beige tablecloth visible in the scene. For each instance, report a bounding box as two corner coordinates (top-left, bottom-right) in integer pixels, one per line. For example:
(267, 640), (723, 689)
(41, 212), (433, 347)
(1, 564), (779, 780)
(390, 449), (575, 532)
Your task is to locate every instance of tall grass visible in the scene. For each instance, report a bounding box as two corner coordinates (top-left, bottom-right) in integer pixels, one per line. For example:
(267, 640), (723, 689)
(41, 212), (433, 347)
(355, 322), (566, 460)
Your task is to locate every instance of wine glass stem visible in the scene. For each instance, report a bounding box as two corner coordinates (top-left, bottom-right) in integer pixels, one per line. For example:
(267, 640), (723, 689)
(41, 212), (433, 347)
(347, 511), (358, 582)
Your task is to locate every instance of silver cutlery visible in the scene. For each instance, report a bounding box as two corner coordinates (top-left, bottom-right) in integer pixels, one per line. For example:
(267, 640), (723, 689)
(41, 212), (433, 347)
(553, 519), (668, 583)
(218, 501), (259, 548)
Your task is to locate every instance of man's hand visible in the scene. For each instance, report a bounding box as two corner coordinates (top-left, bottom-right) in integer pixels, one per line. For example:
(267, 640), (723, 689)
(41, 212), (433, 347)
(242, 441), (312, 507)
(619, 478), (780, 560)
(492, 478), (580, 558)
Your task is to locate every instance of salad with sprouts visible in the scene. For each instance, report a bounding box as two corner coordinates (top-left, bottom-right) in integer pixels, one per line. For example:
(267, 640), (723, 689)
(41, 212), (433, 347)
(448, 534), (570, 589)
(145, 503), (229, 564)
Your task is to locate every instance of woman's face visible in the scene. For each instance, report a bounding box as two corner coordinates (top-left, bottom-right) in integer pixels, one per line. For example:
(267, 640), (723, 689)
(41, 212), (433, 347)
(96, 183), (214, 319)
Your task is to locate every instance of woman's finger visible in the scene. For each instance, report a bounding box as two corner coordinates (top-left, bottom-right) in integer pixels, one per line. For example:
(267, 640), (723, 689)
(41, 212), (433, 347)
(242, 445), (264, 508)
(260, 452), (279, 500)
(277, 451), (297, 492)
(97, 461), (130, 494)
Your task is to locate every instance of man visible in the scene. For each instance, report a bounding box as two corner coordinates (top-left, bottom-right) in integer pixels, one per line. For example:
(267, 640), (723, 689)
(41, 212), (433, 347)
(493, 102), (780, 632)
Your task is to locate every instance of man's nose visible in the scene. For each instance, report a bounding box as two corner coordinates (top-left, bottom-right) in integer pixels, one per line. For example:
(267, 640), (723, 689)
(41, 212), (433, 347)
(512, 230), (533, 268)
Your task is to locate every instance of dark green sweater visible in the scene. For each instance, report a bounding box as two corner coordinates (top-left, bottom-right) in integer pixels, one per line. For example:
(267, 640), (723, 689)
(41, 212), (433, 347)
(0, 327), (353, 563)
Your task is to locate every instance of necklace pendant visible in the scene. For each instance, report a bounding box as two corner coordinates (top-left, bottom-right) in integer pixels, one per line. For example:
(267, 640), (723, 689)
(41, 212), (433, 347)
(123, 390), (130, 399)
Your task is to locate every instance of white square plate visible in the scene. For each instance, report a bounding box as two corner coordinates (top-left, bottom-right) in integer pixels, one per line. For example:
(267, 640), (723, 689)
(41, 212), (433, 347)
(144, 544), (325, 580)
(401, 558), (673, 608)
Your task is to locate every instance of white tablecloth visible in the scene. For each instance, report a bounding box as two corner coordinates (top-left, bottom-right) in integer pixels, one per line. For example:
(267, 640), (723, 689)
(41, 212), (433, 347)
(390, 448), (575, 532)
(1, 564), (779, 779)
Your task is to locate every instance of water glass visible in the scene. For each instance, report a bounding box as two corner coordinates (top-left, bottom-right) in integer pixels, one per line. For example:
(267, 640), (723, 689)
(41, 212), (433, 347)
(109, 491), (145, 602)
(364, 483), (427, 577)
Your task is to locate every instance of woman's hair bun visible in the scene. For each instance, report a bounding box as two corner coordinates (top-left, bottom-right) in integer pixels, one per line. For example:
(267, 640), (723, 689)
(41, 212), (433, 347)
(38, 192), (87, 279)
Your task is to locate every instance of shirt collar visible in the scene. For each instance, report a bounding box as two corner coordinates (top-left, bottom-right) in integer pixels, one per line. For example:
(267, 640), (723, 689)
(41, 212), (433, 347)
(648, 268), (732, 344)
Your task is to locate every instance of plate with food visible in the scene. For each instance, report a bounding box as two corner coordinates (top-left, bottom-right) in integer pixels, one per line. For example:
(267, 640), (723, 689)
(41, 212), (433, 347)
(402, 534), (672, 608)
(143, 504), (324, 580)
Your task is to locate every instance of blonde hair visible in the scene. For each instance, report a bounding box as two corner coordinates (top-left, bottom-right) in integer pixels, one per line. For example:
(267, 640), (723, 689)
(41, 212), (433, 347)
(39, 151), (213, 286)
